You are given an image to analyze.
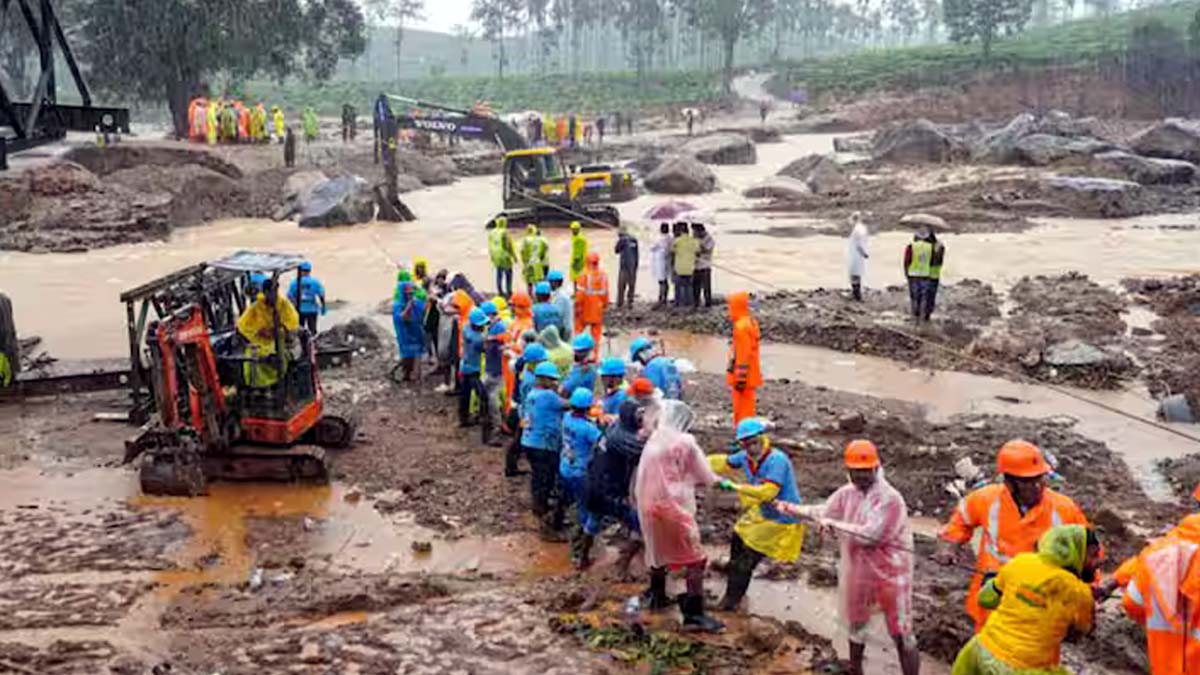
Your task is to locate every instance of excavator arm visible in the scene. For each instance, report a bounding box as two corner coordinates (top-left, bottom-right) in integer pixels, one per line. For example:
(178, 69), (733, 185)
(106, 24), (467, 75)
(376, 94), (528, 152)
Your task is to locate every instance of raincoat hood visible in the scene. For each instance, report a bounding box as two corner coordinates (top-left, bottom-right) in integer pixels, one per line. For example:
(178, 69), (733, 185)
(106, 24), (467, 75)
(495, 217), (508, 230)
(397, 269), (412, 283)
(539, 325), (565, 350)
(413, 256), (429, 276)
(1037, 524), (1088, 575)
(728, 291), (751, 322)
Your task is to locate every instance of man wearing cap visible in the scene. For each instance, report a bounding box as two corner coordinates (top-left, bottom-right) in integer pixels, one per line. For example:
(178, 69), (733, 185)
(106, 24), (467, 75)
(561, 387), (603, 568)
(561, 334), (598, 399)
(547, 270), (574, 339)
(458, 308), (489, 429)
(288, 261), (326, 334)
(523, 362), (570, 539)
(777, 440), (919, 675)
(936, 439), (1089, 632)
(629, 337), (683, 401)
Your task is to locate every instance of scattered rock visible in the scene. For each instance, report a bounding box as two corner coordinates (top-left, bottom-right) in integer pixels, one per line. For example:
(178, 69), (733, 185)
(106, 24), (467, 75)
(743, 176), (811, 200)
(626, 153), (664, 177)
(1040, 176), (1142, 217)
(1092, 151), (1196, 186)
(643, 156), (716, 194)
(25, 161), (101, 196)
(977, 113), (1038, 163)
(298, 642), (322, 664)
(680, 133), (757, 165)
(872, 119), (965, 163)
(836, 411), (867, 433)
(776, 154), (847, 195)
(1130, 118), (1200, 162)
(1012, 134), (1118, 167)
(297, 176), (376, 228)
(411, 540), (433, 554)
(744, 617), (786, 654)
(1044, 340), (1109, 367)
(833, 135), (873, 154)
(396, 151), (455, 186)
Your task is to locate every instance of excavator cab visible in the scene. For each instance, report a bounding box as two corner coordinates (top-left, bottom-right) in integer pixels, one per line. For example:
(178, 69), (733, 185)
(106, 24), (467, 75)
(503, 148), (568, 209)
(121, 251), (354, 496)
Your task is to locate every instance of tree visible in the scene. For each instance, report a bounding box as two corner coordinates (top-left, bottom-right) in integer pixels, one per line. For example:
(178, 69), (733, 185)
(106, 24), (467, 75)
(365, 0), (426, 80)
(472, 0), (524, 78)
(80, 0), (366, 137)
(672, 0), (775, 93)
(942, 0), (1033, 58)
(452, 23), (476, 70)
(616, 0), (667, 80)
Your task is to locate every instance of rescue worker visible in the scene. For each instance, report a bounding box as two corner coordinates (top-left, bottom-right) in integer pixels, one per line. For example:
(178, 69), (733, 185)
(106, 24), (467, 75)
(614, 225), (639, 308)
(252, 102), (268, 143)
(489, 217), (516, 298)
(392, 276), (426, 382)
(520, 225), (548, 293)
(904, 228), (935, 322)
(188, 97), (206, 142)
(776, 440), (918, 675)
(629, 337), (683, 400)
(560, 334), (598, 398)
(236, 102), (250, 142)
(236, 278), (300, 387)
(671, 222), (700, 309)
(506, 341), (547, 477)
(727, 291), (761, 425)
(531, 282), (563, 335)
(539, 325), (573, 377)
(847, 212), (870, 302)
(302, 106), (319, 143)
(523, 361), (569, 539)
(284, 127), (296, 168)
(586, 396), (645, 579)
(504, 292), (535, 412)
(710, 417), (805, 612)
(1106, 485), (1200, 674)
(205, 100), (219, 146)
(271, 105), (285, 143)
(547, 270), (574, 340)
(936, 440), (1089, 632)
(458, 308), (488, 428)
(951, 525), (1100, 675)
(561, 388), (603, 568)
(692, 223), (715, 308)
(220, 102), (237, 143)
(569, 221), (588, 283)
(927, 232), (947, 321)
(482, 306), (508, 446)
(287, 261), (326, 335)
(0, 350), (11, 388)
(574, 252), (608, 355)
(636, 400), (726, 633)
(599, 358), (628, 416)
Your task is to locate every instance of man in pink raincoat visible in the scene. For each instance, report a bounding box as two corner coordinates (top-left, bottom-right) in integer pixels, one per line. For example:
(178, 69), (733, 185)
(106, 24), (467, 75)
(776, 439), (919, 675)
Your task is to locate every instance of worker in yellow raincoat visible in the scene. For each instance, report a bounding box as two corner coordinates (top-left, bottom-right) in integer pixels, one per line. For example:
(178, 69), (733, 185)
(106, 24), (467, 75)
(236, 277), (300, 387)
(251, 103), (268, 142)
(206, 100), (219, 146)
(709, 417), (806, 611)
(0, 352), (11, 388)
(271, 106), (286, 143)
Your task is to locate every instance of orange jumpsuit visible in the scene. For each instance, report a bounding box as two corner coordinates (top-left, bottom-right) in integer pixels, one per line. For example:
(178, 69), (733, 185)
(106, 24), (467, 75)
(237, 104), (250, 141)
(187, 98), (206, 142)
(940, 484), (1088, 632)
(726, 291), (761, 424)
(1114, 514), (1200, 674)
(573, 259), (608, 359)
(504, 300), (534, 413)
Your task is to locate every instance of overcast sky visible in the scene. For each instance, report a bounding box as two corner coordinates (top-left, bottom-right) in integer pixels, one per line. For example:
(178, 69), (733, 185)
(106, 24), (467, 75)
(371, 0), (474, 34)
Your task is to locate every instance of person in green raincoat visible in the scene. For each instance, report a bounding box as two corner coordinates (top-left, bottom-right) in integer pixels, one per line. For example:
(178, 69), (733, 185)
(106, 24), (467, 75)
(538, 325), (573, 377)
(489, 217), (516, 298)
(302, 106), (319, 143)
(569, 221), (588, 283)
(520, 224), (549, 293)
(220, 103), (238, 143)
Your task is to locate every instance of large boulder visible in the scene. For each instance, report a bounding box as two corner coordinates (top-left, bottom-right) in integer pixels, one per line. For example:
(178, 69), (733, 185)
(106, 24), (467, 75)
(680, 133), (757, 165)
(297, 175), (376, 228)
(1092, 151), (1197, 185)
(977, 113), (1038, 163)
(777, 154), (848, 195)
(273, 170), (328, 221)
(1130, 119), (1200, 162)
(1012, 134), (1119, 167)
(743, 176), (811, 200)
(1044, 340), (1109, 367)
(397, 151), (455, 186)
(1041, 176), (1142, 217)
(643, 156), (716, 194)
(872, 119), (964, 163)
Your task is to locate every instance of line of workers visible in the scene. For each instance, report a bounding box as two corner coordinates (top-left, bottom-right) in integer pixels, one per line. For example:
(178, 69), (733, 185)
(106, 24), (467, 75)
(186, 96), (320, 146)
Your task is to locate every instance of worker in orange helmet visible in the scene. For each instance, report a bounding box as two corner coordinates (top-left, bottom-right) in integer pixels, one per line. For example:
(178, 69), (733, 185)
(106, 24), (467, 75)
(1101, 482), (1200, 674)
(935, 439), (1089, 632)
(573, 251), (608, 359)
(726, 291), (761, 425)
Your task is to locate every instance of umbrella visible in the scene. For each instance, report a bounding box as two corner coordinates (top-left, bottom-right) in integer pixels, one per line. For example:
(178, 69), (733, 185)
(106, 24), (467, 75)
(644, 200), (700, 221)
(898, 213), (952, 233)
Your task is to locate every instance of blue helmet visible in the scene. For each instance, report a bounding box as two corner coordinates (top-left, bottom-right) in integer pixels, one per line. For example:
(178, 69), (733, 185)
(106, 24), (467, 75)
(469, 308), (488, 327)
(547, 270), (565, 283)
(629, 337), (654, 361)
(736, 417), (768, 441)
(488, 321), (507, 337)
(534, 362), (561, 380)
(600, 357), (626, 377)
(535, 281), (552, 297)
(299, 261), (313, 272)
(569, 388), (594, 409)
(572, 333), (595, 352)
(524, 344), (548, 363)
(480, 301), (498, 316)
(248, 272), (268, 290)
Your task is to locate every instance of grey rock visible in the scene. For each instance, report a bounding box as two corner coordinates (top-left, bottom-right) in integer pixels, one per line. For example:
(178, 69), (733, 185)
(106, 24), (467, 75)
(1131, 118), (1200, 162)
(977, 113), (1037, 163)
(680, 132), (757, 165)
(643, 156), (717, 194)
(776, 153), (848, 194)
(833, 135), (873, 153)
(1044, 339), (1108, 367)
(873, 119), (965, 163)
(1013, 134), (1119, 166)
(743, 176), (811, 200)
(297, 175), (376, 228)
(1092, 151), (1196, 185)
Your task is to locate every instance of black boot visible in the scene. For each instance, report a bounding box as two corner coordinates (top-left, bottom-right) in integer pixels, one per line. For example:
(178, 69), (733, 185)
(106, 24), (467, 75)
(851, 282), (862, 302)
(680, 594), (724, 633)
(718, 565), (752, 612)
(642, 567), (670, 610)
(571, 533), (594, 569)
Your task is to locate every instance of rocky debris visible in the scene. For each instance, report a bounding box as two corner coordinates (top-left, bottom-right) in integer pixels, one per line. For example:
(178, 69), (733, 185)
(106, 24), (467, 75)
(1130, 118), (1200, 162)
(107, 164), (249, 229)
(450, 150), (505, 177)
(1159, 394), (1196, 423)
(62, 143), (242, 179)
(1040, 176), (1143, 218)
(974, 111), (1124, 166)
(25, 161), (102, 195)
(833, 135), (873, 153)
(976, 113), (1038, 163)
(1121, 275), (1200, 408)
(747, 126), (782, 144)
(296, 176), (376, 228)
(872, 118), (966, 163)
(1043, 339), (1111, 367)
(743, 176), (811, 200)
(776, 154), (848, 195)
(626, 153), (664, 178)
(1092, 151), (1197, 186)
(273, 170), (328, 220)
(316, 317), (386, 354)
(643, 156), (716, 194)
(679, 132), (757, 165)
(1012, 134), (1119, 167)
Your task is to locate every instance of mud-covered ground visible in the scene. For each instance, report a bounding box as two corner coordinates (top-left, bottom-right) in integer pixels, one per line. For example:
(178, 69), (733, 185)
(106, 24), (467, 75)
(1122, 275), (1200, 409)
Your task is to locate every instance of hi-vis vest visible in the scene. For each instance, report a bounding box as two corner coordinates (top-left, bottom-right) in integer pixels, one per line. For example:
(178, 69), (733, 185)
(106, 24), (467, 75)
(489, 228), (513, 268)
(1123, 536), (1200, 674)
(908, 240), (933, 278)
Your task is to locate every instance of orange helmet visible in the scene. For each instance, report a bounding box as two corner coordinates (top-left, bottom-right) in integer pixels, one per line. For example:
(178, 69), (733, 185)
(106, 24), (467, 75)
(628, 377), (655, 398)
(844, 440), (880, 470)
(996, 440), (1049, 478)
(587, 251), (600, 264)
(510, 291), (532, 309)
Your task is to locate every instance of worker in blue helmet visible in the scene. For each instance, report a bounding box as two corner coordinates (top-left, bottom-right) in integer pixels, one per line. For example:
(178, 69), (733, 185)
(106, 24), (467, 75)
(458, 307), (489, 429)
(506, 340), (547, 478)
(629, 336), (683, 400)
(547, 269), (574, 340)
(481, 310), (508, 447)
(598, 357), (628, 416)
(709, 417), (805, 612)
(288, 261), (326, 334)
(560, 333), (598, 399)
(532, 281), (563, 335)
(561, 387), (602, 567)
(247, 272), (268, 300)
(523, 361), (569, 539)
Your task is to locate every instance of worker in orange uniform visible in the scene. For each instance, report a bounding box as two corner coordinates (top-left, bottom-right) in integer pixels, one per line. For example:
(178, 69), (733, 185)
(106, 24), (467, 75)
(574, 252), (608, 359)
(726, 291), (761, 425)
(504, 291), (535, 414)
(1103, 483), (1200, 674)
(935, 440), (1089, 632)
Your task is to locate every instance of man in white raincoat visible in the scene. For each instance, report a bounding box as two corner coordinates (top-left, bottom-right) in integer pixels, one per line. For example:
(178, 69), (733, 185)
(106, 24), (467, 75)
(847, 212), (870, 302)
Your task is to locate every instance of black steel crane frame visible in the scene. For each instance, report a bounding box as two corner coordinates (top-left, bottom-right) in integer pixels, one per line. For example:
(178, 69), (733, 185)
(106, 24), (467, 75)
(0, 0), (130, 170)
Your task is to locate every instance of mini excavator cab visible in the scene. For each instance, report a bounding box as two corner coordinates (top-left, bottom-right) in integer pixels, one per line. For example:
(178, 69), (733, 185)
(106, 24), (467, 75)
(121, 251), (354, 496)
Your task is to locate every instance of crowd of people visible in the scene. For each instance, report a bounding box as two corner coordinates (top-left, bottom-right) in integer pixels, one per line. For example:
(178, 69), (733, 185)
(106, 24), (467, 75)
(521, 111), (636, 148)
(185, 96), (319, 148)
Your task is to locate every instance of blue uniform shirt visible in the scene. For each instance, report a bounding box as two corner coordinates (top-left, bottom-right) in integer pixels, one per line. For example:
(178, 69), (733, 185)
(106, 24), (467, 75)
(643, 356), (683, 400)
(522, 388), (567, 452)
(517, 367), (537, 408)
(288, 276), (325, 316)
(484, 323), (507, 377)
(460, 325), (485, 375)
(560, 413), (601, 479)
(561, 363), (597, 398)
(726, 448), (801, 524)
(532, 302), (563, 334)
(601, 388), (627, 416)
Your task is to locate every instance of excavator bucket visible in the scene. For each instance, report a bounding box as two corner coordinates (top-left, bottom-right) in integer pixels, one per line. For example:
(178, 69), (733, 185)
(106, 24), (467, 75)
(129, 430), (208, 497)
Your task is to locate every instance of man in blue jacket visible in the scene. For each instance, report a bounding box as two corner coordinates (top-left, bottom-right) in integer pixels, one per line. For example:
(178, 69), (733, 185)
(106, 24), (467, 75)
(458, 308), (488, 428)
(288, 261), (326, 334)
(523, 362), (569, 540)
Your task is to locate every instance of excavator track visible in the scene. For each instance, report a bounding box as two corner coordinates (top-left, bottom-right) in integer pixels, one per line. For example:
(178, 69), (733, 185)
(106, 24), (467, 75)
(202, 445), (331, 484)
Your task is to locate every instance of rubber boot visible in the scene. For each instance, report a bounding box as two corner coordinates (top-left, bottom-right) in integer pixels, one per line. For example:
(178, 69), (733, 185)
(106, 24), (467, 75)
(680, 594), (724, 634)
(642, 567), (670, 611)
(571, 533), (594, 570)
(718, 564), (752, 612)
